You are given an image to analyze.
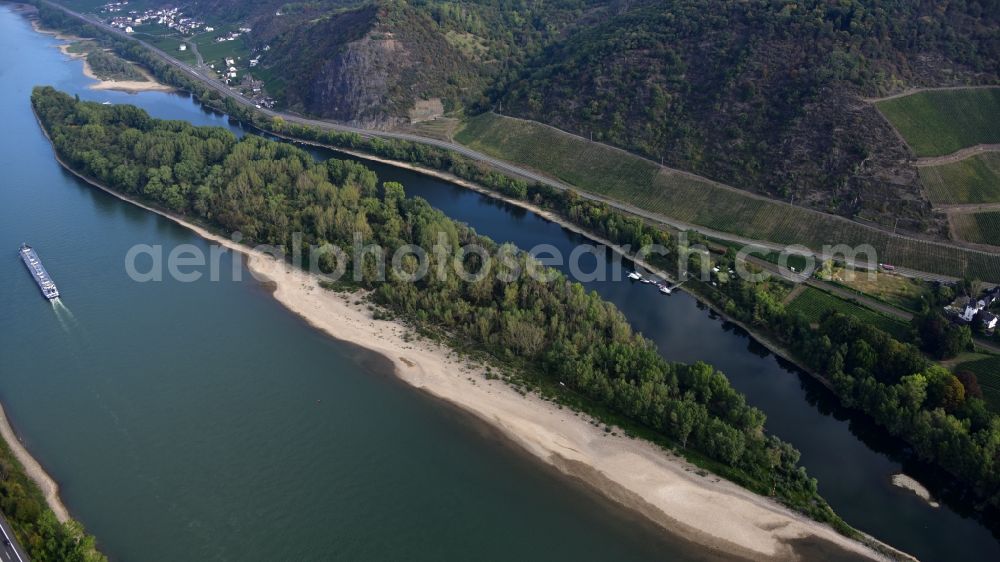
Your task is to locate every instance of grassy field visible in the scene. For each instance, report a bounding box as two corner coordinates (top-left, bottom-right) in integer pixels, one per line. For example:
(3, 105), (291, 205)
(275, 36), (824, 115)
(876, 88), (1000, 157)
(920, 153), (1000, 205)
(457, 113), (661, 196)
(455, 113), (1000, 281)
(191, 26), (251, 68)
(954, 355), (1000, 411)
(786, 287), (911, 340)
(829, 268), (930, 312)
(399, 117), (463, 141)
(137, 33), (198, 65)
(951, 211), (1000, 246)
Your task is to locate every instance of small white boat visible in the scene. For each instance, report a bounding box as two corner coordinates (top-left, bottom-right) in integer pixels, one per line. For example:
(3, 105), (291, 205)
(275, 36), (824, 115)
(640, 278), (653, 284)
(627, 271), (642, 281)
(101, 101), (112, 105)
(659, 285), (672, 295)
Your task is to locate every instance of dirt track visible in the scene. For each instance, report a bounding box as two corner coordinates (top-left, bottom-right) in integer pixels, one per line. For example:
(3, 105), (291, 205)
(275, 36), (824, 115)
(862, 84), (1000, 103)
(916, 144), (1000, 167)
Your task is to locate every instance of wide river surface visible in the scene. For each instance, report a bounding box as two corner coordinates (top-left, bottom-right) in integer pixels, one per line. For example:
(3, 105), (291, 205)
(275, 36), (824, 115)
(0, 6), (996, 561)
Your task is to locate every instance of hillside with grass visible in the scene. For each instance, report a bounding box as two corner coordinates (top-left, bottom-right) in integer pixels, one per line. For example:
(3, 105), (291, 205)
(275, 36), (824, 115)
(920, 152), (1000, 205)
(785, 287), (910, 341)
(952, 212), (1000, 247)
(877, 88), (1000, 157)
(456, 112), (1000, 281)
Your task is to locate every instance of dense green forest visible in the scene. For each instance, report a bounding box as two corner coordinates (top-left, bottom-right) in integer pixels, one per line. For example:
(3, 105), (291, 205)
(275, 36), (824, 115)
(67, 41), (146, 82)
(32, 86), (854, 532)
(84, 49), (145, 82)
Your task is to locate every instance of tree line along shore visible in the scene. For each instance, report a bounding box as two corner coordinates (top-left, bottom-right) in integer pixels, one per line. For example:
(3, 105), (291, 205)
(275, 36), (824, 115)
(38, 5), (999, 519)
(31, 86), (849, 532)
(17, 1), (1000, 555)
(30, 72), (1000, 555)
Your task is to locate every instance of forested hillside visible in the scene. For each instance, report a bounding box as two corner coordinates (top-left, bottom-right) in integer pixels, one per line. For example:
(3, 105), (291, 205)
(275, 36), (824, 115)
(226, 0), (997, 232)
(57, 0), (999, 232)
(494, 0), (1000, 231)
(242, 0), (605, 126)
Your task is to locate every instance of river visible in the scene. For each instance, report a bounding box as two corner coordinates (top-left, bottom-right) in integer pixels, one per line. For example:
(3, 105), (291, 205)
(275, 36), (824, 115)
(0, 5), (997, 561)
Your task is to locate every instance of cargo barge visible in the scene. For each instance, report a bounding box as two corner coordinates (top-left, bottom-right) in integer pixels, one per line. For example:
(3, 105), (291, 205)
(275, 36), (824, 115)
(18, 243), (60, 300)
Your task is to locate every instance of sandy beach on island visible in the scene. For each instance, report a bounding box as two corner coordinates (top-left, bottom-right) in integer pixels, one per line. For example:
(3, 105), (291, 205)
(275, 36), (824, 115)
(80, 60), (174, 93)
(38, 137), (914, 561)
(33, 18), (174, 93)
(240, 254), (911, 562)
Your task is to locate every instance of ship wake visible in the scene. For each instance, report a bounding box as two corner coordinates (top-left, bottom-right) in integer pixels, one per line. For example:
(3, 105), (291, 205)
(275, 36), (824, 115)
(51, 298), (77, 332)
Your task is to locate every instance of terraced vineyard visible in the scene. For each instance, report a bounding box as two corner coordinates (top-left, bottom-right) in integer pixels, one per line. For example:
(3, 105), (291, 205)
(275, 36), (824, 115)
(457, 113), (661, 196)
(876, 88), (1000, 157)
(456, 113), (1000, 281)
(952, 212), (1000, 246)
(786, 287), (911, 340)
(954, 356), (1000, 412)
(920, 153), (1000, 204)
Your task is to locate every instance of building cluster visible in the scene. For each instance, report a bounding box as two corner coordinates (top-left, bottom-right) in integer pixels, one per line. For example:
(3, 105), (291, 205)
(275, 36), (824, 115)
(215, 27), (252, 43)
(106, 5), (206, 35)
(100, 1), (128, 14)
(100, 4), (276, 112)
(234, 74), (275, 109)
(951, 287), (1000, 332)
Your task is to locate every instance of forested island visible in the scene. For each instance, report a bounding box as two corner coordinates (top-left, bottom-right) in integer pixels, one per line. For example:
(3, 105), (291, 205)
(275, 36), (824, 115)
(30, 32), (1000, 516)
(31, 86), (861, 537)
(17, 2), (1000, 559)
(80, 47), (146, 82)
(26, 0), (1000, 517)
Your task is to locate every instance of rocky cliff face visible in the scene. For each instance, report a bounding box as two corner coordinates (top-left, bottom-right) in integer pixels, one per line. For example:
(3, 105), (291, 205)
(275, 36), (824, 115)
(305, 33), (411, 128)
(254, 3), (482, 128)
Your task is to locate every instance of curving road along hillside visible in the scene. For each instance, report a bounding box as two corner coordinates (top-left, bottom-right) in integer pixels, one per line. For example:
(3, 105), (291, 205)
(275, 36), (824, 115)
(42, 1), (991, 285)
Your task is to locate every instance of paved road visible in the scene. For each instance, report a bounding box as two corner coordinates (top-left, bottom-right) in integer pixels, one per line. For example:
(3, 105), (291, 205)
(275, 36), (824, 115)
(184, 38), (202, 67)
(42, 1), (990, 287)
(0, 513), (30, 562)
